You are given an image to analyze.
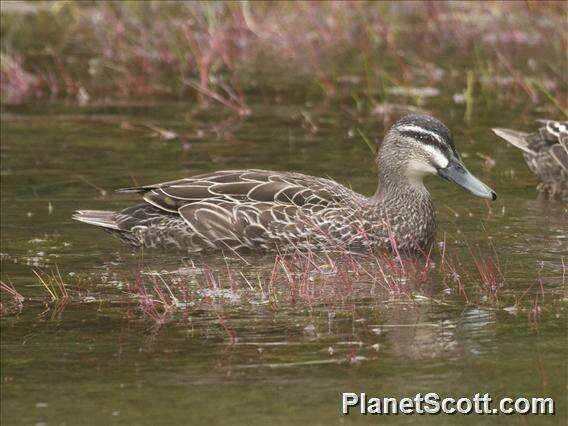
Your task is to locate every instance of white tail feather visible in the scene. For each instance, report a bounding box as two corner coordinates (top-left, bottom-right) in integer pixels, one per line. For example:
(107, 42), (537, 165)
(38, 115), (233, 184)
(492, 128), (536, 155)
(72, 210), (119, 230)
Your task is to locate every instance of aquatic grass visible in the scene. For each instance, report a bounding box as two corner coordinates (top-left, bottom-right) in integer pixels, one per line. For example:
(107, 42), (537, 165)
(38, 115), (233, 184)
(0, 52), (39, 104)
(2, 2), (566, 116)
(135, 281), (172, 325)
(534, 79), (568, 118)
(471, 254), (504, 304)
(6, 236), (563, 331)
(32, 266), (69, 302)
(122, 224), (536, 328)
(0, 280), (24, 303)
(124, 238), (442, 326)
(183, 78), (251, 116)
(0, 280), (25, 317)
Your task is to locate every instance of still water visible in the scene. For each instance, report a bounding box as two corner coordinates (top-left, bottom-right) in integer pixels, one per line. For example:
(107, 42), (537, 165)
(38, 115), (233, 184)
(1, 89), (566, 425)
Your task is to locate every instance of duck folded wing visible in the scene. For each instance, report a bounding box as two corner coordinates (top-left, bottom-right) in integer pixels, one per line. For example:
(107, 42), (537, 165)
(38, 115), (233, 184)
(550, 137), (568, 172)
(116, 169), (347, 213)
(176, 201), (314, 250)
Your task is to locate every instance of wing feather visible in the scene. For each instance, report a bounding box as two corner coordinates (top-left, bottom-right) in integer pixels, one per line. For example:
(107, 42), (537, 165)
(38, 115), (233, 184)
(114, 169), (364, 250)
(209, 182), (259, 196)
(550, 144), (568, 172)
(245, 181), (289, 202)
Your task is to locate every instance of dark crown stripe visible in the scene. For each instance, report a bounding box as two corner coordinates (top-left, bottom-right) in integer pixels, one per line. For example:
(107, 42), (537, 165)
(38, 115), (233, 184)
(394, 114), (458, 157)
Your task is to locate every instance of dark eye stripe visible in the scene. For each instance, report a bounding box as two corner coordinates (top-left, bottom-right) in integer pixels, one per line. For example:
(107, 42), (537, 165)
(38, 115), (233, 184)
(399, 130), (455, 159)
(399, 129), (443, 147)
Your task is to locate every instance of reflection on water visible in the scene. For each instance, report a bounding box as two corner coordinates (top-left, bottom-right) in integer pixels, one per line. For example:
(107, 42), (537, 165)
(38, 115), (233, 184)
(1, 96), (566, 425)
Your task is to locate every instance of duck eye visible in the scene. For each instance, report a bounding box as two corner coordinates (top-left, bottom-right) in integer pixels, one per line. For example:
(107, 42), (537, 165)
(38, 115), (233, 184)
(423, 134), (438, 144)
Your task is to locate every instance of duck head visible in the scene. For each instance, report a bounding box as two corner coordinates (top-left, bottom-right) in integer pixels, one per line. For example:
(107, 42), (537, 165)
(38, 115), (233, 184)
(377, 114), (497, 200)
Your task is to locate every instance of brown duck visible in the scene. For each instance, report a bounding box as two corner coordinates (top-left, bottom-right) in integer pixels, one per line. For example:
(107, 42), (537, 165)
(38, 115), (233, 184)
(74, 115), (496, 253)
(493, 120), (567, 200)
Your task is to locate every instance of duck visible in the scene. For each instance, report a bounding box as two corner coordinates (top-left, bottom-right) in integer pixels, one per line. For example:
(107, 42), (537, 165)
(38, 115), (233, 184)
(492, 120), (567, 200)
(74, 114), (496, 254)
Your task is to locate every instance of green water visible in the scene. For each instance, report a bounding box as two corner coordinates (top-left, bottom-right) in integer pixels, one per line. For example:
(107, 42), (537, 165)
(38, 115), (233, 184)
(1, 90), (566, 425)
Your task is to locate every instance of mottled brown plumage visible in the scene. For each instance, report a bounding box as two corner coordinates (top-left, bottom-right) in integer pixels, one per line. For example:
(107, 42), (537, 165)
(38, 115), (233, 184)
(74, 115), (496, 254)
(493, 120), (568, 200)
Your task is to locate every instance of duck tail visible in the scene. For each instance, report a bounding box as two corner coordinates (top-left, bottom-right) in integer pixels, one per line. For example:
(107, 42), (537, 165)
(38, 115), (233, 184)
(492, 128), (536, 155)
(72, 210), (120, 230)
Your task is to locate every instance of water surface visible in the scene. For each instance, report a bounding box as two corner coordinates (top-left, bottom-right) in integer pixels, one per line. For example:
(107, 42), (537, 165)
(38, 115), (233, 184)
(1, 89), (566, 425)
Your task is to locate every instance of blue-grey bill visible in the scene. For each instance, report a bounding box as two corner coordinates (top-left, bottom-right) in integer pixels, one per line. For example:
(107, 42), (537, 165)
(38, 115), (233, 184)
(438, 160), (497, 200)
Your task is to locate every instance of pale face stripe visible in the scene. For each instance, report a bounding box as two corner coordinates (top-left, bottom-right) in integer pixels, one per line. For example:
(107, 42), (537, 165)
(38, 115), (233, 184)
(397, 124), (443, 144)
(420, 144), (449, 168)
(397, 124), (449, 168)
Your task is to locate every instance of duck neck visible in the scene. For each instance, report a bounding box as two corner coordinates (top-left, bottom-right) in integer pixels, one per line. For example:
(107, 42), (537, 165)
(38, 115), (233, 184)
(373, 166), (431, 202)
(371, 167), (437, 251)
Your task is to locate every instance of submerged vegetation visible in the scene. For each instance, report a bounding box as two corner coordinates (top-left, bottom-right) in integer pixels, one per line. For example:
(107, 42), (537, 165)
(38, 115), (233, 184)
(2, 241), (563, 339)
(127, 244), (557, 331)
(1, 1), (567, 117)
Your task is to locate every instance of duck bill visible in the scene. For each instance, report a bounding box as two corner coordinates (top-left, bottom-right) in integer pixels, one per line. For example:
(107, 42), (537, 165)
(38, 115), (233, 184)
(438, 158), (497, 200)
